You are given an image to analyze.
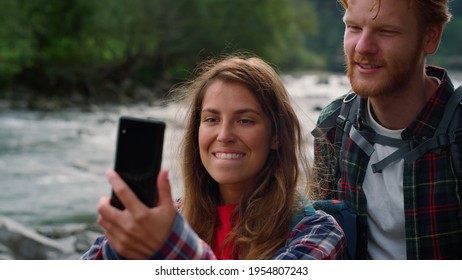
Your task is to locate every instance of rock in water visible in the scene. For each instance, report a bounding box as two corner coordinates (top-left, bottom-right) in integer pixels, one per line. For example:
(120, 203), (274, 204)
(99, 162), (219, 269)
(0, 215), (72, 259)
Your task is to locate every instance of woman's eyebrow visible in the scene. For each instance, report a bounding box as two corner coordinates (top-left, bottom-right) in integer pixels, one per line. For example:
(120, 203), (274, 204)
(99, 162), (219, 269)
(201, 108), (262, 115)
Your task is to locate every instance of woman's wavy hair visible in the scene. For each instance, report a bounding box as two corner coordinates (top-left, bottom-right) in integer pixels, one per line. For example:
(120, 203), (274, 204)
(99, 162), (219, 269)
(173, 53), (312, 259)
(338, 0), (452, 27)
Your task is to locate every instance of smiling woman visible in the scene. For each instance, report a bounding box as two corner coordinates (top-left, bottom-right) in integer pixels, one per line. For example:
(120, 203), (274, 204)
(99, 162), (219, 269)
(80, 53), (345, 260)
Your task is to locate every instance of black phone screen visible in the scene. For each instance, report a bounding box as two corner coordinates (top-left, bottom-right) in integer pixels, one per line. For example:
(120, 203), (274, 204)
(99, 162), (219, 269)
(111, 116), (166, 209)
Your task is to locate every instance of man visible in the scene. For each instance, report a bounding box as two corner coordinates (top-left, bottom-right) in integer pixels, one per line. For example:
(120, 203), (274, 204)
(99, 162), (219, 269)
(313, 0), (462, 259)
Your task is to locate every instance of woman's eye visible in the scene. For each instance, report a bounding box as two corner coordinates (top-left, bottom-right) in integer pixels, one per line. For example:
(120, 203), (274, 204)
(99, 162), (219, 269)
(239, 119), (255, 125)
(202, 117), (218, 123)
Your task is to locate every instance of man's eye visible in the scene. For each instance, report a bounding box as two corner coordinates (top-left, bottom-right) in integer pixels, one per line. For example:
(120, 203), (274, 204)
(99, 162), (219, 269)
(347, 25), (361, 32)
(380, 29), (398, 35)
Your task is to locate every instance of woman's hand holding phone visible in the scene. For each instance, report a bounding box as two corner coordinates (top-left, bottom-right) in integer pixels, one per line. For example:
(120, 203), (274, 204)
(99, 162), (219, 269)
(97, 169), (176, 259)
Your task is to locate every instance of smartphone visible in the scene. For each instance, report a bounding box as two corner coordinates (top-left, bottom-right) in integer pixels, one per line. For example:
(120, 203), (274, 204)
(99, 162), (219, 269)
(110, 116), (166, 210)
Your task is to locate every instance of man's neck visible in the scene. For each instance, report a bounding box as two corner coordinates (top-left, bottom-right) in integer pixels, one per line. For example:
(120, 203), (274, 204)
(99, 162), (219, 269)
(368, 76), (439, 130)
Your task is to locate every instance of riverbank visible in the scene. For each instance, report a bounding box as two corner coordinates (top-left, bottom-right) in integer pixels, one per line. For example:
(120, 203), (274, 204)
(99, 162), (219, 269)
(2, 69), (461, 112)
(0, 80), (173, 112)
(0, 215), (101, 260)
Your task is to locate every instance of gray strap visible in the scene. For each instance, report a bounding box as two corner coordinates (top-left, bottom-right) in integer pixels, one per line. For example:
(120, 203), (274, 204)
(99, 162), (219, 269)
(371, 144), (412, 173)
(343, 86), (462, 174)
(405, 132), (456, 161)
(350, 125), (409, 172)
(349, 126), (374, 156)
(350, 119), (417, 173)
(435, 86), (462, 135)
(312, 106), (341, 138)
(373, 86), (462, 171)
(350, 125), (408, 170)
(312, 92), (357, 137)
(373, 134), (404, 147)
(351, 128), (404, 147)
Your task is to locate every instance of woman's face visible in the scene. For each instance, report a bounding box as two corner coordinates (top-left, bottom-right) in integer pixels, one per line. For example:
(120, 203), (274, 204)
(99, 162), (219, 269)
(198, 80), (277, 199)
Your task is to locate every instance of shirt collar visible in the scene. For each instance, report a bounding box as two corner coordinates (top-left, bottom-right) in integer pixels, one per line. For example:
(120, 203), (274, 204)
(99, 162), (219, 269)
(402, 65), (454, 141)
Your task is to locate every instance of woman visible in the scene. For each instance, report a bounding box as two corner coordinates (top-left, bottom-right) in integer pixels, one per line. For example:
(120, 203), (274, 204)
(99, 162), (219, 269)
(81, 54), (345, 260)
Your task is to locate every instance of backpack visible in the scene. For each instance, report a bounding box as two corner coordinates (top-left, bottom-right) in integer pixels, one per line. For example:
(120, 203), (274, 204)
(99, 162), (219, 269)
(317, 85), (462, 178)
(311, 85), (462, 259)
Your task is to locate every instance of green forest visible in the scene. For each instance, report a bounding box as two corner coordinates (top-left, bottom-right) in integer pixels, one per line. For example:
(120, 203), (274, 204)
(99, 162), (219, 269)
(1, 0), (461, 109)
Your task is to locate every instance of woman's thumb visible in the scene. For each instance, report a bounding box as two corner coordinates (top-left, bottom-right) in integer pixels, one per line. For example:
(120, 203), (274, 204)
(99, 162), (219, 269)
(156, 169), (173, 207)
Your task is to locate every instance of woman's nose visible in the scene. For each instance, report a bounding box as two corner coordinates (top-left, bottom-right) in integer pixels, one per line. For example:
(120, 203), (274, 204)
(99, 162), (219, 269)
(216, 123), (235, 143)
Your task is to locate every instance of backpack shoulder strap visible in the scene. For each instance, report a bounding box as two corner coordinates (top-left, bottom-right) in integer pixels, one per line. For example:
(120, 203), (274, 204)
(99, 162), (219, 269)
(313, 90), (357, 135)
(335, 92), (358, 143)
(436, 86), (462, 135)
(310, 91), (362, 259)
(336, 93), (360, 192)
(448, 86), (462, 181)
(402, 86), (462, 162)
(356, 86), (462, 173)
(311, 90), (360, 194)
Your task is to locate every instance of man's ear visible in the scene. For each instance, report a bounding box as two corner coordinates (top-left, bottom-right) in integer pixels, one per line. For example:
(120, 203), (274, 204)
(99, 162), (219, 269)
(424, 22), (444, 55)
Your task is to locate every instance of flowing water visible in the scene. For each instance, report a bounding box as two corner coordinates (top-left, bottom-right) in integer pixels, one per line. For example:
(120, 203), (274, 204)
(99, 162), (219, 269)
(0, 104), (187, 226)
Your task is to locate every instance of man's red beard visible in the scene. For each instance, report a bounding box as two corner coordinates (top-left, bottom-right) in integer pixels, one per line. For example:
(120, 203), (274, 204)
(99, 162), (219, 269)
(344, 53), (417, 99)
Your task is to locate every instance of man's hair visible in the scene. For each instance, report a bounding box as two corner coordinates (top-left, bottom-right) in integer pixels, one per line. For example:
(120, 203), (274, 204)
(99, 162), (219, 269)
(338, 0), (452, 26)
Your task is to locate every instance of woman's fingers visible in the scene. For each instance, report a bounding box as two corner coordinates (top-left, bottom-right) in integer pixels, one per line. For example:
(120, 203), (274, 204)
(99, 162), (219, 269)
(97, 168), (177, 259)
(106, 169), (148, 213)
(156, 169), (174, 208)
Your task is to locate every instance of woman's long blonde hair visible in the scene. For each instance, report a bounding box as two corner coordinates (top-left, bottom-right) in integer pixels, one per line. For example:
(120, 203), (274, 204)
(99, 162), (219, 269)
(174, 53), (312, 259)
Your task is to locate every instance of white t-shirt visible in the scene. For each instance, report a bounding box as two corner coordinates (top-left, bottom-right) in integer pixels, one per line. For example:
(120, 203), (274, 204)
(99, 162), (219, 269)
(363, 100), (406, 259)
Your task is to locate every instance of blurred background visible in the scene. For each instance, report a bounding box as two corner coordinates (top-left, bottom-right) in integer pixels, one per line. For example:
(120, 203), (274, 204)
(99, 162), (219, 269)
(0, 0), (461, 257)
(1, 0), (461, 109)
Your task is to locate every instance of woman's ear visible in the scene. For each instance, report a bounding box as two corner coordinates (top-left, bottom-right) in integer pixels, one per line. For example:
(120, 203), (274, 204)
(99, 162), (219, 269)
(271, 136), (279, 150)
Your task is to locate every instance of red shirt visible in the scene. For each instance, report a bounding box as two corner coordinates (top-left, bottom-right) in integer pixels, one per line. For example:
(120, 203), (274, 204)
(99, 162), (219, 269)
(212, 204), (237, 259)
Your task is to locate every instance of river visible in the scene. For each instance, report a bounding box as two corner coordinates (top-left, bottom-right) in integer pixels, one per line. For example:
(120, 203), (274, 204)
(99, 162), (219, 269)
(1, 73), (461, 228)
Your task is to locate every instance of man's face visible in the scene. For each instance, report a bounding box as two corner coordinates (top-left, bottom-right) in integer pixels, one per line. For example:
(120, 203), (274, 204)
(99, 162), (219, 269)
(343, 0), (426, 98)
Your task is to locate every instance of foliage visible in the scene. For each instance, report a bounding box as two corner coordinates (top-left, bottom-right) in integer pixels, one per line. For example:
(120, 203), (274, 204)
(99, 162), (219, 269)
(0, 0), (461, 104)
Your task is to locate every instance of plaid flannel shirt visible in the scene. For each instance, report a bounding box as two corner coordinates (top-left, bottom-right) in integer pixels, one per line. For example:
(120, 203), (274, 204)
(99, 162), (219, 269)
(80, 209), (345, 260)
(314, 65), (462, 259)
